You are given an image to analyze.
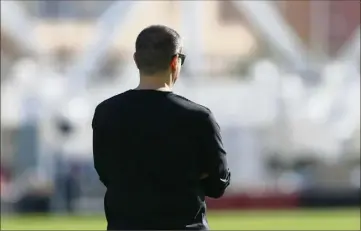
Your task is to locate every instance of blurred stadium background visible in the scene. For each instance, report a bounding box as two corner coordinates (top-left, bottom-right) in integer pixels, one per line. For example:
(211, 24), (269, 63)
(0, 0), (360, 230)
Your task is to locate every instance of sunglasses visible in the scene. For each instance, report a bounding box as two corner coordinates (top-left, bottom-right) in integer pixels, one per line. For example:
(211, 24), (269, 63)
(172, 53), (186, 65)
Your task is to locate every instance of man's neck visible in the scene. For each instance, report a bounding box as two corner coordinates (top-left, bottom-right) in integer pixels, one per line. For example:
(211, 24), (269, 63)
(136, 74), (173, 92)
(135, 84), (172, 92)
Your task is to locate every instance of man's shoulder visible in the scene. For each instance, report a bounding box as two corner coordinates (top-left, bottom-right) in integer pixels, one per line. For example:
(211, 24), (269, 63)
(170, 93), (211, 117)
(92, 92), (131, 127)
(95, 91), (130, 111)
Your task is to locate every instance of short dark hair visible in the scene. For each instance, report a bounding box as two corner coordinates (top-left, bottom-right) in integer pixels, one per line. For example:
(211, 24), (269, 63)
(134, 25), (182, 75)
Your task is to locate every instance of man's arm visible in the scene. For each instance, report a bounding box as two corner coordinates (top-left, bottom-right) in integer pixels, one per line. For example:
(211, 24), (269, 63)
(198, 110), (231, 198)
(92, 106), (109, 187)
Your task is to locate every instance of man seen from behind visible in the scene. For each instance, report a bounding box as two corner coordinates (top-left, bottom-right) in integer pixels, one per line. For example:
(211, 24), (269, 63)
(92, 25), (231, 230)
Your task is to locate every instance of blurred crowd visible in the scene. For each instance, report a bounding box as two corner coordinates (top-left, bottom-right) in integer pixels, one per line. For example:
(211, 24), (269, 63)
(1, 0), (360, 214)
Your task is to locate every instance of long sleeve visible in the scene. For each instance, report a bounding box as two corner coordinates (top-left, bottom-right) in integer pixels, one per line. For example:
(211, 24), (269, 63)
(198, 110), (231, 198)
(92, 106), (109, 187)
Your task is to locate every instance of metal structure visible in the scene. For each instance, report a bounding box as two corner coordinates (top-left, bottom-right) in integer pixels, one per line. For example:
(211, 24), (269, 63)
(1, 1), (42, 180)
(0, 1), (39, 54)
(232, 0), (309, 70)
(67, 0), (317, 94)
(180, 1), (204, 75)
(310, 0), (330, 60)
(336, 27), (360, 66)
(69, 0), (359, 93)
(66, 0), (206, 92)
(65, 1), (138, 97)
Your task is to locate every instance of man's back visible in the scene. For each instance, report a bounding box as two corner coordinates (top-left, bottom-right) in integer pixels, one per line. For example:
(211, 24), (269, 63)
(92, 89), (230, 230)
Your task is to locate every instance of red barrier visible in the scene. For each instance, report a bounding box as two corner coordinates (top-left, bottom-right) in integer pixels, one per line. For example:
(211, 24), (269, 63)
(206, 192), (300, 210)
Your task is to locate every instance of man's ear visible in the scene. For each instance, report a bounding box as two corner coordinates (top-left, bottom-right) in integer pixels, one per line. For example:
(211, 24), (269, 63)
(170, 56), (178, 70)
(133, 53), (137, 65)
(133, 52), (140, 69)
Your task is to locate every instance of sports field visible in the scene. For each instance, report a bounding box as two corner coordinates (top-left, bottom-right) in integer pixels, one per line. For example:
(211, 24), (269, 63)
(1, 209), (360, 230)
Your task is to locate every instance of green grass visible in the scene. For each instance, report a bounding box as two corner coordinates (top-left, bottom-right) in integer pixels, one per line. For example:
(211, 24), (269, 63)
(1, 209), (360, 230)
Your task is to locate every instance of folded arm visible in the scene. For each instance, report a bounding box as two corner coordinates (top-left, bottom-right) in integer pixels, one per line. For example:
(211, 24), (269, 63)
(198, 111), (231, 198)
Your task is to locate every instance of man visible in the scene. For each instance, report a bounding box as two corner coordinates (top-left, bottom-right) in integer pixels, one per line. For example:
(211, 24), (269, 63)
(92, 25), (231, 230)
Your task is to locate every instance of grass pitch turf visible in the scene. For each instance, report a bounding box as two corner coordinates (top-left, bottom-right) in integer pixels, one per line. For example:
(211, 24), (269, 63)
(1, 209), (360, 230)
